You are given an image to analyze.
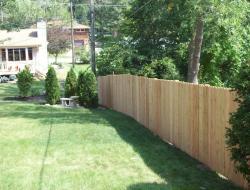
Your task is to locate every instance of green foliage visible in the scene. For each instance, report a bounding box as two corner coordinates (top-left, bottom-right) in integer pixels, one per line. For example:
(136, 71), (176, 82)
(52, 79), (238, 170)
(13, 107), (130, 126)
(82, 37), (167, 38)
(77, 70), (98, 108)
(141, 57), (180, 80)
(122, 0), (250, 86)
(65, 67), (77, 98)
(96, 45), (127, 76)
(0, 0), (70, 30)
(45, 67), (60, 105)
(226, 63), (250, 184)
(16, 67), (33, 97)
(96, 44), (147, 76)
(75, 47), (90, 64)
(47, 26), (71, 64)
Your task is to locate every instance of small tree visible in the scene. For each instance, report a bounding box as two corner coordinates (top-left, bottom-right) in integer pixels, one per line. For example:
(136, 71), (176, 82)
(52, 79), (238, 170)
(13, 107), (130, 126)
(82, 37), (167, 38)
(65, 67), (77, 98)
(77, 70), (98, 108)
(226, 63), (250, 185)
(47, 26), (70, 64)
(16, 67), (33, 97)
(45, 67), (60, 105)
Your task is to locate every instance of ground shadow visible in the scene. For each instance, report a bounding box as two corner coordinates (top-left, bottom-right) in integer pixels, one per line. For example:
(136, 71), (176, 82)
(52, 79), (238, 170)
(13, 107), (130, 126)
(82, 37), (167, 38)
(89, 109), (242, 190)
(0, 102), (242, 190)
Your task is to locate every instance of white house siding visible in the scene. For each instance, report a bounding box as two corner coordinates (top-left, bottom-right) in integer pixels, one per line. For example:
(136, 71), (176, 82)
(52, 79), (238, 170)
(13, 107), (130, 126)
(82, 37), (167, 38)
(36, 21), (48, 74)
(0, 21), (48, 76)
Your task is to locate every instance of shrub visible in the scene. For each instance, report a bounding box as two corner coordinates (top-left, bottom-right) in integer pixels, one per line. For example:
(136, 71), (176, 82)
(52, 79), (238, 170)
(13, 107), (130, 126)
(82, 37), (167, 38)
(17, 67), (33, 97)
(45, 67), (60, 105)
(141, 57), (180, 80)
(96, 44), (150, 76)
(226, 63), (250, 184)
(77, 70), (98, 108)
(96, 45), (126, 76)
(75, 47), (90, 64)
(65, 67), (77, 98)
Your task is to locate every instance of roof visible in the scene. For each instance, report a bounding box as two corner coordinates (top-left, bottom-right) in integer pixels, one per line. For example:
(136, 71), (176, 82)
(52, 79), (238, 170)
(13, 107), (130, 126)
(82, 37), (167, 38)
(0, 29), (42, 48)
(68, 23), (90, 29)
(47, 20), (90, 30)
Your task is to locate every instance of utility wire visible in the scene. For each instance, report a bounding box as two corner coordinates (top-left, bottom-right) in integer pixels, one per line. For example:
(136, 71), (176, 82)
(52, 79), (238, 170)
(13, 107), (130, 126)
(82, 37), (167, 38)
(30, 1), (127, 7)
(130, 0), (154, 16)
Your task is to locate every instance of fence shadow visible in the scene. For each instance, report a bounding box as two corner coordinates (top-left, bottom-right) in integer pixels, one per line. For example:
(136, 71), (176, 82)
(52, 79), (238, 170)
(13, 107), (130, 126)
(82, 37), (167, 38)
(90, 109), (241, 190)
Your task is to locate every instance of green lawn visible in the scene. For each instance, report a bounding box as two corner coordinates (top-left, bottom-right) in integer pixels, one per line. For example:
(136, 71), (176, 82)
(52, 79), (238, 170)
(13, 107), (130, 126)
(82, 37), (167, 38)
(0, 83), (242, 190)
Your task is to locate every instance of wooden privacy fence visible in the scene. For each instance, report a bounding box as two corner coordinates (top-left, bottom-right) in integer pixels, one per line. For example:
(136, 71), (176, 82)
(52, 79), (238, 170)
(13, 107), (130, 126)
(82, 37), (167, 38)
(98, 74), (248, 188)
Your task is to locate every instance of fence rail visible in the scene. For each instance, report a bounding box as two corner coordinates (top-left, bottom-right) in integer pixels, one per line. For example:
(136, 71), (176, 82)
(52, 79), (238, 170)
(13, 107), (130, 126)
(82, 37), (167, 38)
(98, 74), (248, 189)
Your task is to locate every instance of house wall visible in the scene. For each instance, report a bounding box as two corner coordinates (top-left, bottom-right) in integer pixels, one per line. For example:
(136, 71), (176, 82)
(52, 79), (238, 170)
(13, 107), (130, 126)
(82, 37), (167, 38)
(74, 31), (89, 47)
(36, 21), (48, 74)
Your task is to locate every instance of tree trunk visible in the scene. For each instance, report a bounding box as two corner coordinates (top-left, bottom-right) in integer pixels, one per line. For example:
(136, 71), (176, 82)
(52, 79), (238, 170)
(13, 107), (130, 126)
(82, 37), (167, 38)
(55, 54), (58, 64)
(187, 16), (204, 84)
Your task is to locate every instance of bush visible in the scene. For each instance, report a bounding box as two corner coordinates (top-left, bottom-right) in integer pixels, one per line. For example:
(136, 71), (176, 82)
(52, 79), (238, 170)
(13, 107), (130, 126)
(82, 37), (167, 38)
(226, 63), (250, 184)
(77, 70), (98, 108)
(96, 45), (127, 76)
(141, 57), (180, 80)
(75, 47), (90, 64)
(17, 67), (33, 97)
(65, 67), (77, 98)
(45, 67), (60, 105)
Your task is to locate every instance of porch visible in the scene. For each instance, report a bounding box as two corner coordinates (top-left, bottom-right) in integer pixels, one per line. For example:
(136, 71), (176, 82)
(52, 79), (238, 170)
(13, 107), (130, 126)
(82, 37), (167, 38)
(0, 61), (35, 75)
(0, 47), (37, 75)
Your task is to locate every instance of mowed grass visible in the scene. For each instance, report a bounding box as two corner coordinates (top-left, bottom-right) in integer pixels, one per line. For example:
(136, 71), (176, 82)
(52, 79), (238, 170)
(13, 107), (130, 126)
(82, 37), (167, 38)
(0, 80), (44, 101)
(0, 84), (242, 190)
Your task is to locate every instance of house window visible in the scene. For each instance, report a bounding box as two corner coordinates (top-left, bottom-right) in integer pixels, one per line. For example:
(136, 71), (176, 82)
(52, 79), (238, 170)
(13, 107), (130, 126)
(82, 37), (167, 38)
(7, 48), (27, 61)
(14, 49), (20, 61)
(28, 48), (33, 60)
(74, 40), (84, 47)
(20, 49), (26, 61)
(1, 49), (6, 61)
(8, 49), (14, 61)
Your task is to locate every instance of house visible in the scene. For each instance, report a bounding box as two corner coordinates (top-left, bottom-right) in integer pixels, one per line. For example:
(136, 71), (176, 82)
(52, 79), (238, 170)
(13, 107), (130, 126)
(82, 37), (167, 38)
(0, 21), (48, 76)
(47, 20), (90, 48)
(67, 23), (90, 48)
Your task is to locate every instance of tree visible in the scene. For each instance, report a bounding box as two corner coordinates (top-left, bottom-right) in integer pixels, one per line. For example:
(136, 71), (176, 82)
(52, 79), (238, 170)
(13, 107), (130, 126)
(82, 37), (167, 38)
(77, 70), (98, 107)
(226, 63), (250, 185)
(16, 67), (33, 97)
(122, 0), (250, 86)
(94, 0), (131, 45)
(0, 0), (71, 30)
(71, 0), (89, 25)
(96, 44), (147, 76)
(187, 15), (204, 84)
(45, 66), (60, 105)
(65, 67), (77, 97)
(47, 26), (71, 64)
